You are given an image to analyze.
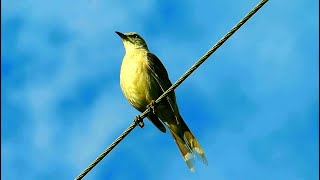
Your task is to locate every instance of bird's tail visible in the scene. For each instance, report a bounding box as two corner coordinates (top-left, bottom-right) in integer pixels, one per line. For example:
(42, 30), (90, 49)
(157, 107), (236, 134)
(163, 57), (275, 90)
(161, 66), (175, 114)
(168, 117), (208, 172)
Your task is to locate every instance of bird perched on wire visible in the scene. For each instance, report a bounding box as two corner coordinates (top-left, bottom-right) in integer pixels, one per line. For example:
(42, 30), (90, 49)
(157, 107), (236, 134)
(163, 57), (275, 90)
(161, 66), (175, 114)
(116, 31), (208, 171)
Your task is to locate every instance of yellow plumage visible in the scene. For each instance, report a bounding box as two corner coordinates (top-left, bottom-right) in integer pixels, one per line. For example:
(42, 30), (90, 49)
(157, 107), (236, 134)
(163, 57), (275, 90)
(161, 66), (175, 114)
(117, 31), (208, 171)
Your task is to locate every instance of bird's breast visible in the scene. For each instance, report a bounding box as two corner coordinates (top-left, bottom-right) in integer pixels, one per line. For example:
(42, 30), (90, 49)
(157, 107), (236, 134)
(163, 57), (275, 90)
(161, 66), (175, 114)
(120, 53), (154, 110)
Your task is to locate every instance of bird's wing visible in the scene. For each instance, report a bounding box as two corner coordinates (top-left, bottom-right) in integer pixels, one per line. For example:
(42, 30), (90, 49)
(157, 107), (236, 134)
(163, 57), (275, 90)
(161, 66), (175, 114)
(148, 113), (166, 133)
(146, 52), (179, 118)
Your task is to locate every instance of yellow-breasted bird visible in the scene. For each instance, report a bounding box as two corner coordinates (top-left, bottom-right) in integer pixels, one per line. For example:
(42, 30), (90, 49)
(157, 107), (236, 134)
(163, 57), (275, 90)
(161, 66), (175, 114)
(116, 31), (207, 171)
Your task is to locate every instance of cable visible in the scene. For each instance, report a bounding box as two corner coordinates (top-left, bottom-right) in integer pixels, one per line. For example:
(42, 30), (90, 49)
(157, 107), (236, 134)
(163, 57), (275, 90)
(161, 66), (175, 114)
(75, 0), (268, 179)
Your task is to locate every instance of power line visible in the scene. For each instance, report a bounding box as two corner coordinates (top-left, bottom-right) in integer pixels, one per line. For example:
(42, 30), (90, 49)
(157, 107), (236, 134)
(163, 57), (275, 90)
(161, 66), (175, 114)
(75, 0), (269, 179)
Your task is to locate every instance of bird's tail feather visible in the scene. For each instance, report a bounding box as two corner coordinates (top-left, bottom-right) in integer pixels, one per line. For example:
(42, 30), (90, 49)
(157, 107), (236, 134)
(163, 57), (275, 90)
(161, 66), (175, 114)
(169, 127), (208, 172)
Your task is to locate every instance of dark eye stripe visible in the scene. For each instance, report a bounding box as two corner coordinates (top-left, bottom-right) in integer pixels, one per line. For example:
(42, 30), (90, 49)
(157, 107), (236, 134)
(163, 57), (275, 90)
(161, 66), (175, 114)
(126, 33), (139, 39)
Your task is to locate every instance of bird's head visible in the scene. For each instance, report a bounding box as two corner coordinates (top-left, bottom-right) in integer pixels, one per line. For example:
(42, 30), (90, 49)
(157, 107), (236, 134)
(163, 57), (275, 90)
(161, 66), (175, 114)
(116, 32), (149, 52)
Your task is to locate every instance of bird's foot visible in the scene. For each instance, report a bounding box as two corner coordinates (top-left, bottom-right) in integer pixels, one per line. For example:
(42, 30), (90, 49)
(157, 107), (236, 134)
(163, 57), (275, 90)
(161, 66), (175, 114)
(146, 100), (157, 115)
(134, 115), (144, 128)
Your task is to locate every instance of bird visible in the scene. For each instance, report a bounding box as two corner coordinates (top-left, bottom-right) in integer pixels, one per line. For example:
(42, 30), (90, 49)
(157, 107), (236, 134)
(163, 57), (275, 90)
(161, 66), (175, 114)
(116, 31), (208, 171)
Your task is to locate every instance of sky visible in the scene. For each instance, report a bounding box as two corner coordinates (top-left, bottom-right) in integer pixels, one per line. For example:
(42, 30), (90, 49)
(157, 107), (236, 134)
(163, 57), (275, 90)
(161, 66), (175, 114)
(1, 0), (319, 179)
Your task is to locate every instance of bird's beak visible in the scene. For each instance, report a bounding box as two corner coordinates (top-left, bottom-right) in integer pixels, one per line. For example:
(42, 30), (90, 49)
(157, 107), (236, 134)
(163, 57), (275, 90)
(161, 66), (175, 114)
(116, 31), (127, 40)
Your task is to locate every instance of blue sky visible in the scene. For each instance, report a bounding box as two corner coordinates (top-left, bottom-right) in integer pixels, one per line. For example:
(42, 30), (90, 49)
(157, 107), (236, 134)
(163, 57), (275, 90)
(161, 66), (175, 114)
(1, 0), (319, 179)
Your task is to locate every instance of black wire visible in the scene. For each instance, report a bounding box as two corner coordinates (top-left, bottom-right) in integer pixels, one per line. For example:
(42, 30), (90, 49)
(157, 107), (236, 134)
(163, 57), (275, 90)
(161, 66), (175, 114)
(75, 0), (268, 179)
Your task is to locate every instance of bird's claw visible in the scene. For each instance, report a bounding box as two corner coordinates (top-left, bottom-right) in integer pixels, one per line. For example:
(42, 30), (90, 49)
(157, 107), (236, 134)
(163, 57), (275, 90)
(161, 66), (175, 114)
(134, 115), (144, 128)
(146, 100), (157, 115)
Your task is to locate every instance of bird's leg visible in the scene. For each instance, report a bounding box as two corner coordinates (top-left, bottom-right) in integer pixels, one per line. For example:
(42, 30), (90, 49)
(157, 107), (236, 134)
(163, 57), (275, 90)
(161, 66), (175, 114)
(134, 115), (144, 128)
(146, 100), (157, 115)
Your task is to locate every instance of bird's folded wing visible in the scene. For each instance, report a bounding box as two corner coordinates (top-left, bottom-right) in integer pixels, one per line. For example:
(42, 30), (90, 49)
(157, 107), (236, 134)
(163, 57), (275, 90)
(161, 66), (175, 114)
(146, 52), (179, 117)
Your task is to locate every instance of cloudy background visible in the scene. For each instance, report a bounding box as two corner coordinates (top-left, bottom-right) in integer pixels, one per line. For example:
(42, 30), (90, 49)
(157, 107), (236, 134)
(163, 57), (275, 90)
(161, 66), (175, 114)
(1, 0), (319, 179)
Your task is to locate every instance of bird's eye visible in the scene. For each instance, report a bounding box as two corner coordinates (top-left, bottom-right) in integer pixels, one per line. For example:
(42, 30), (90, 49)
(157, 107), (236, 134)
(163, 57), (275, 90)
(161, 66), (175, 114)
(134, 35), (138, 38)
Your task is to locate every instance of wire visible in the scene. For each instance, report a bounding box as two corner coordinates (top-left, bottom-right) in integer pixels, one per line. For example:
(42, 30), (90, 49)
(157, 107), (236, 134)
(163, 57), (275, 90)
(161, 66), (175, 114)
(75, 0), (269, 179)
